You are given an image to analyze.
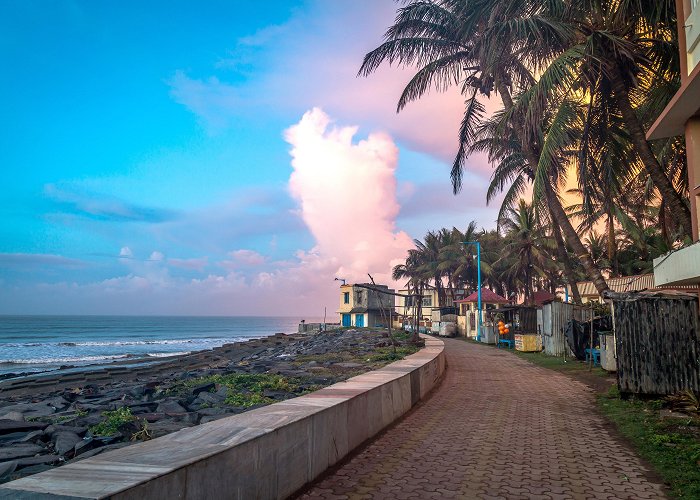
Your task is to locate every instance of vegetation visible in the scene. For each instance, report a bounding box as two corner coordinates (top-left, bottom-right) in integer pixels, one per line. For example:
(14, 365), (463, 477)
(368, 345), (420, 363)
(171, 373), (309, 408)
(599, 387), (700, 499)
(90, 407), (136, 437)
(168, 340), (416, 408)
(508, 347), (609, 377)
(362, 0), (690, 300)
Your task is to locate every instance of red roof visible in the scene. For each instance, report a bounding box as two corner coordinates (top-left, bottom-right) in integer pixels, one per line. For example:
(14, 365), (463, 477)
(529, 290), (557, 306)
(454, 288), (510, 304)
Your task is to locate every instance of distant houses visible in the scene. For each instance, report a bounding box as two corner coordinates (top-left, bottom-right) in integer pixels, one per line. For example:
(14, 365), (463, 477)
(395, 287), (467, 323)
(337, 283), (394, 328)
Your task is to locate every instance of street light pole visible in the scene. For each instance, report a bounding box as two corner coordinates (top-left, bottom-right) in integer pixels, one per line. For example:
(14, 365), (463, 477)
(464, 241), (482, 342)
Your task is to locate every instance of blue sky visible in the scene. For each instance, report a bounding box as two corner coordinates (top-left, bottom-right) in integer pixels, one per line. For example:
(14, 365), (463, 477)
(0, 0), (499, 316)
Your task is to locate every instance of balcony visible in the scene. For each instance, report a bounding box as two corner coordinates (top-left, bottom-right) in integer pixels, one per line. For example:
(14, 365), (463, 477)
(653, 241), (700, 286)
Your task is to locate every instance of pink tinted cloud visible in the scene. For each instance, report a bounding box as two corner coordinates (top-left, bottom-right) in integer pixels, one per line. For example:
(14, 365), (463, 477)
(220, 249), (267, 269)
(1, 110), (417, 316)
(285, 108), (413, 285)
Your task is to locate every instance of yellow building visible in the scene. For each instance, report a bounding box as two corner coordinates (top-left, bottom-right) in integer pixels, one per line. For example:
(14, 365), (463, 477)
(337, 283), (394, 328)
(647, 0), (700, 290)
(395, 288), (437, 322)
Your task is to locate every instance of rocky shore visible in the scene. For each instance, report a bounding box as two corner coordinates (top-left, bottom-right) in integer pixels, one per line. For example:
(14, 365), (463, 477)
(0, 328), (420, 483)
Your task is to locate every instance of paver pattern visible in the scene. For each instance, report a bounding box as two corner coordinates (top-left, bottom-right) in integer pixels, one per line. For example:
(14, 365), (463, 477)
(298, 339), (667, 499)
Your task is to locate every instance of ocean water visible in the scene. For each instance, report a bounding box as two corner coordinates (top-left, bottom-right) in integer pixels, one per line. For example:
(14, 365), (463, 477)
(0, 316), (320, 376)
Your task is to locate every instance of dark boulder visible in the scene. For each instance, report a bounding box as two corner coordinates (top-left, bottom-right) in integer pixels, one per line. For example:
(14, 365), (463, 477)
(0, 443), (46, 461)
(191, 382), (215, 396)
(0, 420), (47, 435)
(53, 431), (82, 456)
(156, 400), (187, 414)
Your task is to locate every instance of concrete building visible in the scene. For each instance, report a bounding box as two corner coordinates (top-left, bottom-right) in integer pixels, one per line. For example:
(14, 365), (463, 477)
(395, 287), (466, 323)
(338, 283), (394, 328)
(396, 288), (437, 323)
(647, 0), (700, 290)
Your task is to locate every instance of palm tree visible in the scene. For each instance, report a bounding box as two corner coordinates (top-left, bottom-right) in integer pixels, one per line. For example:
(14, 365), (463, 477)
(392, 248), (428, 340)
(414, 231), (447, 306)
(584, 231), (610, 271)
(513, 0), (691, 233)
(498, 199), (556, 303)
(437, 222), (483, 295)
(360, 0), (611, 296)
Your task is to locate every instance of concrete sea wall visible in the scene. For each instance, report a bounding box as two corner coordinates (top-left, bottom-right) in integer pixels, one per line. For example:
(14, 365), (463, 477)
(0, 336), (445, 499)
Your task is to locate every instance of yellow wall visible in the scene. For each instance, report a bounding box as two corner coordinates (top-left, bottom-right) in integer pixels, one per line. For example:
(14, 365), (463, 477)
(338, 284), (354, 314)
(396, 289), (438, 320)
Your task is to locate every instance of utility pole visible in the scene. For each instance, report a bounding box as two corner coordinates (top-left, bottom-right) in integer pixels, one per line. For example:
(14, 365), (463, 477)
(464, 241), (482, 342)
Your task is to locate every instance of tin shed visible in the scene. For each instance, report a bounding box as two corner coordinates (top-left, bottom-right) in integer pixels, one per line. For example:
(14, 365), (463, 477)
(608, 290), (700, 396)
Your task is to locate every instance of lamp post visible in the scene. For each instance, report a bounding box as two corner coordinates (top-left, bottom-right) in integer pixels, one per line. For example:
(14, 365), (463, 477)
(464, 241), (482, 342)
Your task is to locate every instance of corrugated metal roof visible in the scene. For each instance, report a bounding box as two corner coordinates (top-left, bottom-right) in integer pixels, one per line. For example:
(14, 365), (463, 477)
(572, 273), (699, 298)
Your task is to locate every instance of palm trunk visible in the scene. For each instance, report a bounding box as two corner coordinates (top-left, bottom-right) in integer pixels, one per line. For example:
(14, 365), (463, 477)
(659, 199), (673, 250)
(606, 211), (616, 275)
(552, 220), (583, 304)
(543, 182), (609, 295)
(496, 83), (609, 296)
(608, 65), (692, 234)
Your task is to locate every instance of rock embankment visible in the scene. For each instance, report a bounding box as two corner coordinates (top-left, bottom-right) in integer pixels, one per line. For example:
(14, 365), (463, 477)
(0, 328), (419, 483)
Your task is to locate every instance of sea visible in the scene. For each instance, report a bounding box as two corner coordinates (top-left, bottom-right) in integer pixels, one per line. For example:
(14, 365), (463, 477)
(0, 316), (322, 377)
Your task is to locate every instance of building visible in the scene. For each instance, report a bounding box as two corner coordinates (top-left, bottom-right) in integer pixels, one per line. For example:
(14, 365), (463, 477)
(647, 1), (700, 290)
(454, 288), (510, 338)
(337, 283), (394, 328)
(568, 273), (699, 303)
(395, 287), (467, 323)
(396, 288), (437, 323)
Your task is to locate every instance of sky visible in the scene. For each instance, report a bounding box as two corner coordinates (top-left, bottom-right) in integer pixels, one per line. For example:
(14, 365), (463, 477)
(0, 0), (500, 316)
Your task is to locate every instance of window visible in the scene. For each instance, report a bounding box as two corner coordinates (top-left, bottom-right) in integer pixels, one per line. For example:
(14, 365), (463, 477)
(356, 291), (363, 303)
(421, 296), (432, 307)
(343, 292), (350, 304)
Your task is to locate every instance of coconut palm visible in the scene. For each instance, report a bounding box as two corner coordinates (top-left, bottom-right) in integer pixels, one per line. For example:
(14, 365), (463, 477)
(436, 222), (484, 295)
(498, 199), (556, 302)
(360, 0), (611, 296)
(512, 0), (690, 234)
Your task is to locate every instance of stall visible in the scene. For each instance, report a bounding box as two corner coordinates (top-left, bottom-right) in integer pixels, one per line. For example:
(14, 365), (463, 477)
(495, 305), (541, 351)
(454, 288), (510, 342)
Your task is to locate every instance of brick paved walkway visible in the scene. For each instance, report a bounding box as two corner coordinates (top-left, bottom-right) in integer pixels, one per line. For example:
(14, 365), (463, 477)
(298, 339), (667, 499)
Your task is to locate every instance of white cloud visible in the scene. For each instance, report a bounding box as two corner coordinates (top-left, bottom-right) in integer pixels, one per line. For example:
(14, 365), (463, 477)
(149, 251), (165, 261)
(221, 249), (267, 268)
(285, 108), (413, 285)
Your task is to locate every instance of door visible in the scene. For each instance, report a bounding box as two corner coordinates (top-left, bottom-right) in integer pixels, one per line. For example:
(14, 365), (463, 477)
(342, 314), (351, 327)
(355, 314), (364, 327)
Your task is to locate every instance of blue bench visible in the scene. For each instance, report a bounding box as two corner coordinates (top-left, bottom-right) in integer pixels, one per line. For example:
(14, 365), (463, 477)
(498, 338), (514, 349)
(585, 348), (601, 366)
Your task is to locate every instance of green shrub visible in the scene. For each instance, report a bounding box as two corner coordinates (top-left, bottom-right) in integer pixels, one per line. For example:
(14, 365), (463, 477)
(90, 407), (135, 436)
